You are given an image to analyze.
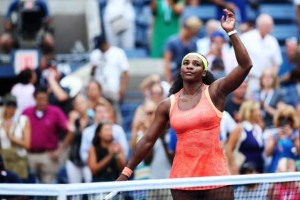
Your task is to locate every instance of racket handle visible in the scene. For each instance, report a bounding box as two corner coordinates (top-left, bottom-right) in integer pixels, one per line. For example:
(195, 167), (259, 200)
(104, 191), (119, 200)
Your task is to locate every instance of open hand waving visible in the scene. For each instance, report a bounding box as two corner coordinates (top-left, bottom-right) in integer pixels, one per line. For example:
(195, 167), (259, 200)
(221, 9), (236, 33)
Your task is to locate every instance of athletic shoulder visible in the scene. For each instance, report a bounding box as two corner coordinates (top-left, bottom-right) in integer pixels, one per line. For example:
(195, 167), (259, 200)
(156, 98), (171, 117)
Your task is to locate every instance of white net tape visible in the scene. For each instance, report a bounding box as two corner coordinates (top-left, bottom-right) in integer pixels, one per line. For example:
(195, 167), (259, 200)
(0, 172), (299, 199)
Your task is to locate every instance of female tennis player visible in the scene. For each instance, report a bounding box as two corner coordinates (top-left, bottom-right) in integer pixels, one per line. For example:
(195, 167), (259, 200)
(116, 9), (252, 200)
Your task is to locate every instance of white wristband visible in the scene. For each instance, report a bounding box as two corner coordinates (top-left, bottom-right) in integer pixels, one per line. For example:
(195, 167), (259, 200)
(227, 30), (237, 37)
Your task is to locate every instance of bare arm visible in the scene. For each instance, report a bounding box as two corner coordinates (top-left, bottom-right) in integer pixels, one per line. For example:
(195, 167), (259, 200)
(9, 117), (31, 150)
(47, 71), (69, 102)
(167, 0), (184, 15)
(210, 9), (252, 110)
(99, 97), (116, 123)
(115, 149), (126, 171)
(49, 130), (73, 161)
(4, 20), (12, 31)
(164, 51), (173, 84)
(273, 65), (279, 77)
(139, 74), (160, 95)
(61, 114), (78, 149)
(151, 0), (157, 14)
(209, 0), (227, 7)
(61, 131), (73, 150)
(209, 0), (236, 11)
(265, 135), (277, 157)
(44, 16), (53, 27)
(49, 80), (69, 101)
(267, 184), (276, 200)
(263, 104), (278, 118)
(88, 147), (114, 175)
(117, 99), (170, 180)
(294, 130), (300, 155)
(90, 65), (97, 77)
(119, 71), (129, 102)
(130, 128), (139, 150)
(130, 107), (143, 150)
(264, 105), (276, 116)
(225, 125), (242, 174)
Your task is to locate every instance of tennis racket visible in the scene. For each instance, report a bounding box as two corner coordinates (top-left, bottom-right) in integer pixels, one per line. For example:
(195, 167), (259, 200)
(103, 191), (119, 200)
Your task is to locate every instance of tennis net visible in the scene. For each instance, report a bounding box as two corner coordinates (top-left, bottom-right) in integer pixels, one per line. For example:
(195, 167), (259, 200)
(0, 172), (299, 199)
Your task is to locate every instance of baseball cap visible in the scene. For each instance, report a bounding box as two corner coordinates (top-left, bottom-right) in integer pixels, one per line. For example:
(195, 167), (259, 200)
(211, 31), (226, 40)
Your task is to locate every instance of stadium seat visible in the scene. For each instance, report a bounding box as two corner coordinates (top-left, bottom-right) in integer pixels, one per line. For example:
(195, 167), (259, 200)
(260, 4), (296, 23)
(120, 103), (140, 137)
(181, 6), (217, 22)
(246, 5), (258, 21)
(272, 24), (298, 42)
(124, 48), (148, 59)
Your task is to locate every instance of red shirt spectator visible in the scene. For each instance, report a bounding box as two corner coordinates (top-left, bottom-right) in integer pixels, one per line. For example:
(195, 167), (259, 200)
(23, 104), (67, 151)
(22, 87), (70, 183)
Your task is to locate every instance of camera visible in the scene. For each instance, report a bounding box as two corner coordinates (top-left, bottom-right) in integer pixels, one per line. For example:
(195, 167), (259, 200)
(279, 116), (292, 127)
(279, 117), (288, 127)
(46, 60), (58, 69)
(41, 59), (58, 80)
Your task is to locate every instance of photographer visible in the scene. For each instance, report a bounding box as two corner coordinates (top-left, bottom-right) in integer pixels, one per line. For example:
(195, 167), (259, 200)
(0, 0), (54, 54)
(279, 37), (300, 107)
(46, 60), (72, 115)
(36, 59), (72, 115)
(265, 104), (300, 173)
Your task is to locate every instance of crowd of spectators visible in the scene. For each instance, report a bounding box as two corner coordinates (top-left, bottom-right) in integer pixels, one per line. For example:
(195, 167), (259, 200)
(0, 1), (300, 198)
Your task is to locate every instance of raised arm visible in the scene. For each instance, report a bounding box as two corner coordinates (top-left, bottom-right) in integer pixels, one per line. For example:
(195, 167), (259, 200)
(116, 99), (170, 181)
(209, 0), (236, 11)
(210, 9), (252, 110)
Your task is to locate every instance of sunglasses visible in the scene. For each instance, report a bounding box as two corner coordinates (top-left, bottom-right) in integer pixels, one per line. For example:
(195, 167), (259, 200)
(5, 102), (17, 107)
(279, 116), (293, 126)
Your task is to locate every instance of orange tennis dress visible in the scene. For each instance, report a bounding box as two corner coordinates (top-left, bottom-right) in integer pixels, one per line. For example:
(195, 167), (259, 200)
(169, 85), (230, 190)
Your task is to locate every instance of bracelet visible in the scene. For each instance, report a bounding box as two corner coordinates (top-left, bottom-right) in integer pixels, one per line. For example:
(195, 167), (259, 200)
(227, 30), (237, 37)
(121, 167), (133, 178)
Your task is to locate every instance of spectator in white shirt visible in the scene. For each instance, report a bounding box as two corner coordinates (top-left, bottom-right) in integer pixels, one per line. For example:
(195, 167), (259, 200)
(90, 35), (129, 125)
(11, 69), (36, 114)
(197, 19), (230, 57)
(220, 110), (237, 145)
(90, 35), (129, 103)
(103, 0), (135, 49)
(228, 14), (282, 98)
(205, 31), (233, 74)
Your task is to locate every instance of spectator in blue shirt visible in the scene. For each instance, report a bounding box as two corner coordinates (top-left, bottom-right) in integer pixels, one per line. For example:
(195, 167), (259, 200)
(164, 16), (202, 83)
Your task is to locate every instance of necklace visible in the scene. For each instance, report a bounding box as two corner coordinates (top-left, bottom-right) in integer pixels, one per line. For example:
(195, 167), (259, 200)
(182, 85), (202, 101)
